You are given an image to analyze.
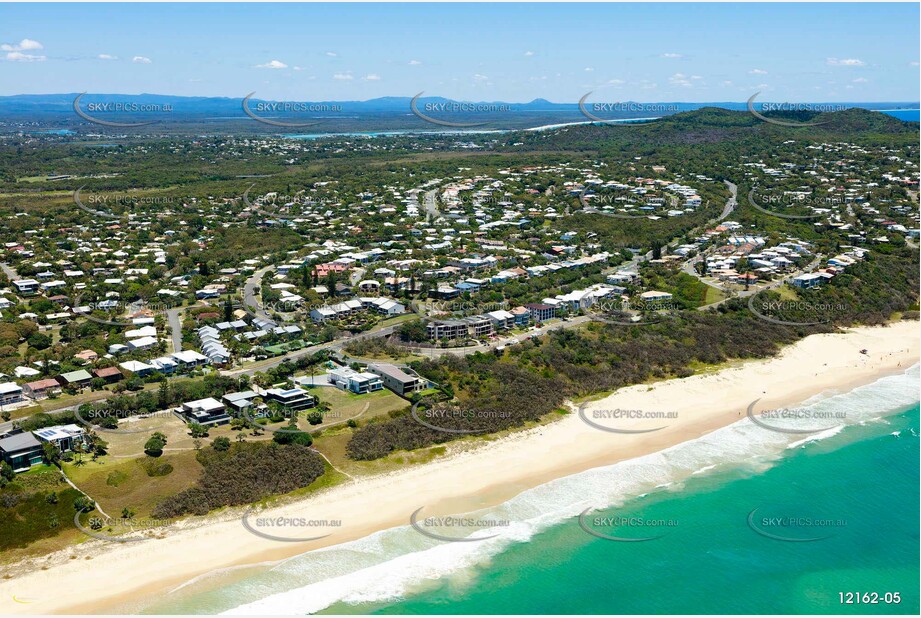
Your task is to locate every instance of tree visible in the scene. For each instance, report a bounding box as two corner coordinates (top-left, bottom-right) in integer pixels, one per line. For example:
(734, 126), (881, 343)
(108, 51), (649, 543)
(273, 422), (313, 446)
(223, 298), (233, 322)
(73, 496), (95, 513)
(158, 380), (170, 409)
(121, 507), (135, 519)
(144, 435), (166, 457)
(42, 442), (61, 466)
(0, 461), (15, 486)
(212, 436), (231, 451)
(306, 411), (323, 425)
(188, 422), (209, 438)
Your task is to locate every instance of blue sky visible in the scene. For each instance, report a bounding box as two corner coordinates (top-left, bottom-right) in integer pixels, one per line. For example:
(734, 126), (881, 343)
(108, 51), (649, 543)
(1, 3), (918, 102)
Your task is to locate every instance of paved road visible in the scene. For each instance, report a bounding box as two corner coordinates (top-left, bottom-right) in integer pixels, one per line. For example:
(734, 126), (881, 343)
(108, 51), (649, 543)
(396, 315), (594, 359)
(0, 262), (18, 281)
(694, 255), (824, 311)
(222, 325), (400, 377)
(167, 307), (183, 352)
(423, 188), (441, 221)
(719, 180), (738, 221)
(242, 265), (274, 322)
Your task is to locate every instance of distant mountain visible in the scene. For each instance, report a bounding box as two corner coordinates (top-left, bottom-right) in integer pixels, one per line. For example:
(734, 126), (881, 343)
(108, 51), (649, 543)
(0, 92), (916, 116)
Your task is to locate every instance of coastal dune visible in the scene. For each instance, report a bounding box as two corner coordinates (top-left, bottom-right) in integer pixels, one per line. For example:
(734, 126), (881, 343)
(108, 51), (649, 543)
(1, 321), (917, 615)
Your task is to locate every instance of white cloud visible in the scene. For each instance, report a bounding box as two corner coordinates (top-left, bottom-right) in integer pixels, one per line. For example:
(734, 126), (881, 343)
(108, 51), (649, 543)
(910, 61), (919, 67)
(256, 59), (287, 69)
(584, 67), (594, 72)
(132, 56), (152, 64)
(473, 73), (489, 81)
(748, 68), (768, 75)
(669, 72), (693, 87)
(660, 53), (683, 59)
(293, 66), (303, 71)
(325, 51), (338, 57)
(5, 51), (45, 62)
(408, 60), (422, 66)
(363, 73), (381, 81)
(1, 38), (43, 52)
(524, 51), (534, 57)
(97, 54), (118, 61)
(333, 72), (353, 80)
(607, 79), (625, 85)
(852, 77), (868, 83)
(827, 58), (865, 67)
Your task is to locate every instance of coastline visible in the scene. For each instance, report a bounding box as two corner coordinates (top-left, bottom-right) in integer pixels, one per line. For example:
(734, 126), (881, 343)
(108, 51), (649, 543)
(1, 321), (918, 615)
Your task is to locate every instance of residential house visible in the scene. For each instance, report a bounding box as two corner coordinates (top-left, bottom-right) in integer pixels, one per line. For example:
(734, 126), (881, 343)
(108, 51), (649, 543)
(0, 432), (43, 471)
(56, 370), (93, 389)
(222, 391), (265, 418)
(485, 309), (516, 331)
(368, 363), (423, 396)
(92, 367), (123, 384)
(23, 378), (61, 400)
(179, 397), (231, 426)
(523, 303), (556, 323)
(263, 387), (316, 412)
(170, 350), (210, 370)
(12, 279), (40, 296)
(127, 336), (158, 352)
(119, 360), (155, 377)
(0, 382), (23, 406)
(328, 366), (384, 394)
(33, 424), (86, 453)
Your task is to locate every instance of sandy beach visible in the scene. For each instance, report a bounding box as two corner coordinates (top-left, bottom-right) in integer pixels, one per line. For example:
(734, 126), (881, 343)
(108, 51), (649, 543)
(2, 321), (918, 615)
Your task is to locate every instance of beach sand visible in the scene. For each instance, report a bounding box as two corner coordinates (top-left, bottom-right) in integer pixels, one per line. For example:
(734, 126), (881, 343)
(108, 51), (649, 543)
(1, 321), (917, 615)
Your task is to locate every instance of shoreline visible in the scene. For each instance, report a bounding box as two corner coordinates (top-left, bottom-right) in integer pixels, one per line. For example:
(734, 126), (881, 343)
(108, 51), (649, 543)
(1, 321), (918, 615)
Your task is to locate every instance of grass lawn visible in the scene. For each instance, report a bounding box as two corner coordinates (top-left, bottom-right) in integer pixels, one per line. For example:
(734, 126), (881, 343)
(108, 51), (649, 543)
(64, 450), (202, 520)
(308, 386), (408, 428)
(265, 339), (307, 354)
(703, 283), (727, 305)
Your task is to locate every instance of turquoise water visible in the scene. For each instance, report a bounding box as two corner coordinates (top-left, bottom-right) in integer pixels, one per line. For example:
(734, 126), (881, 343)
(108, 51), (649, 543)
(355, 405), (919, 615)
(139, 366), (919, 615)
(879, 109), (920, 122)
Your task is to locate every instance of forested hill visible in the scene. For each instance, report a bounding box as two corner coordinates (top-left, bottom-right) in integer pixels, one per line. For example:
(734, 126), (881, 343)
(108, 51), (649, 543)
(507, 107), (918, 152)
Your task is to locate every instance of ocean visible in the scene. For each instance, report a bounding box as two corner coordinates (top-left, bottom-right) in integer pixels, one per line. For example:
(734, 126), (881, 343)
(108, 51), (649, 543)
(137, 365), (920, 615)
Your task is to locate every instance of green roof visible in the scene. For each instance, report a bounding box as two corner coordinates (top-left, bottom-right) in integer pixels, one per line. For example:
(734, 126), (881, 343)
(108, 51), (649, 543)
(59, 369), (93, 383)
